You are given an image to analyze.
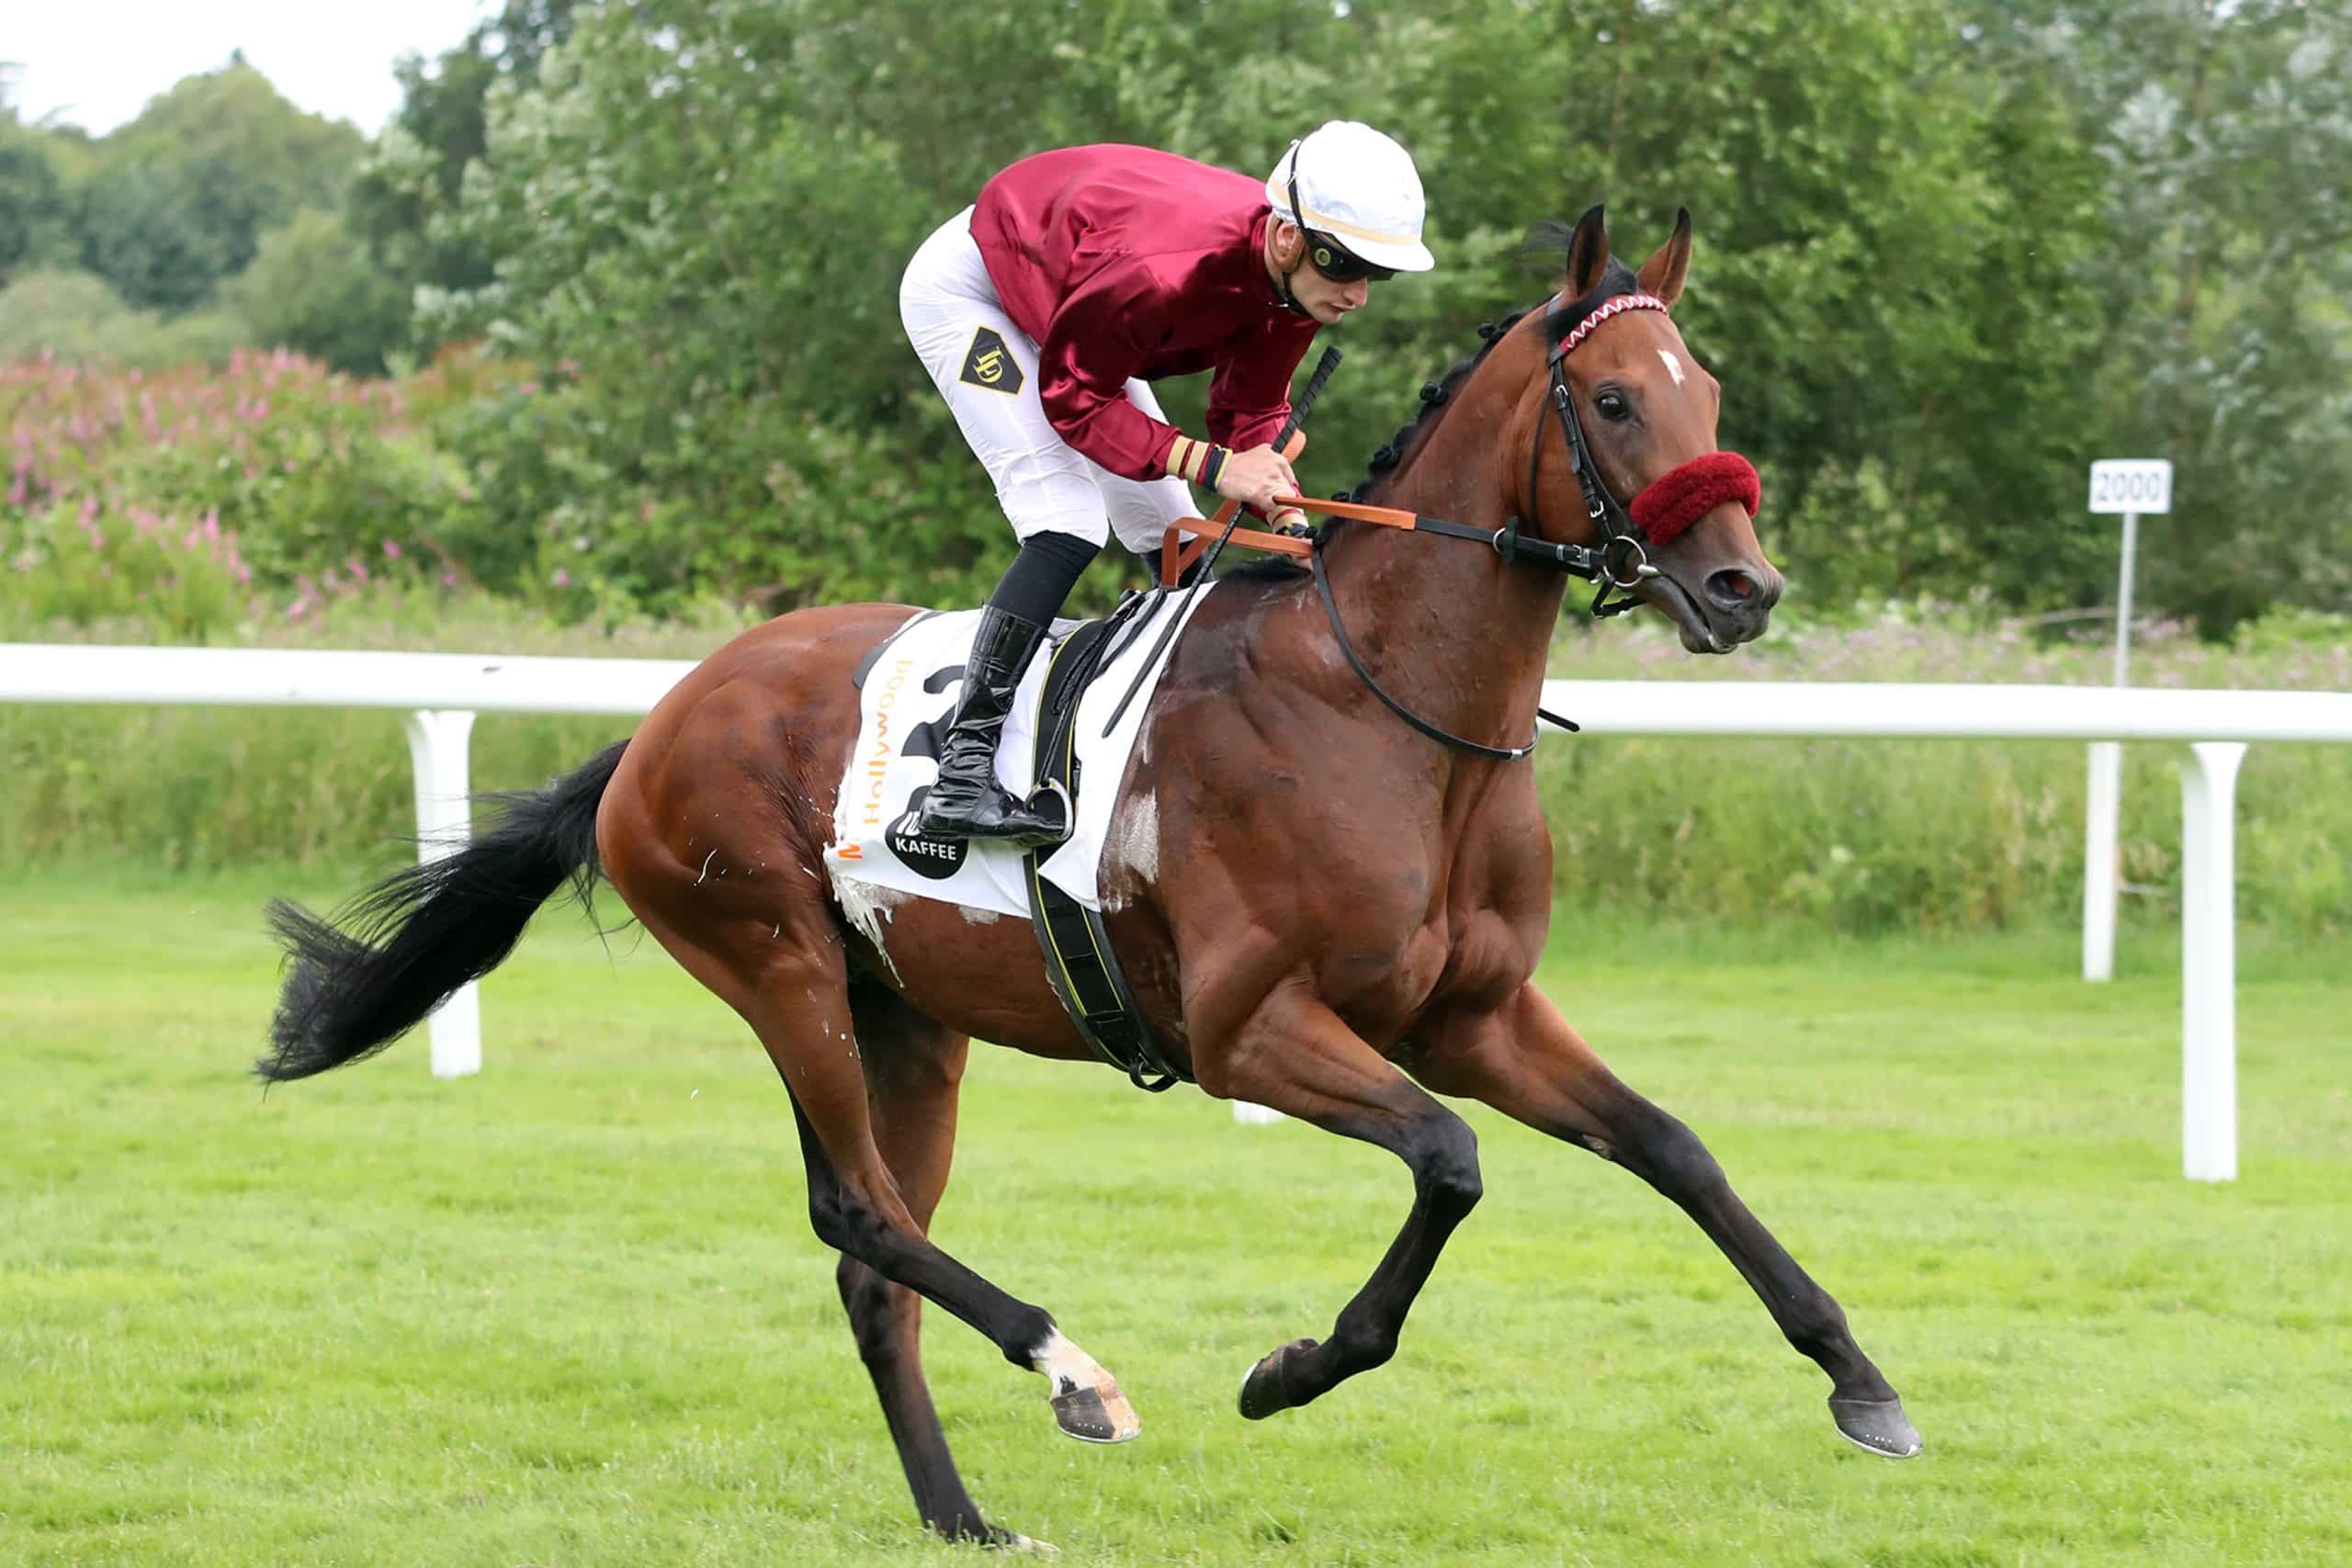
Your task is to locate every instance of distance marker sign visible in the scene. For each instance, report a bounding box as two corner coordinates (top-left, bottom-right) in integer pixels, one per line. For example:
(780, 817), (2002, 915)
(2087, 458), (2172, 515)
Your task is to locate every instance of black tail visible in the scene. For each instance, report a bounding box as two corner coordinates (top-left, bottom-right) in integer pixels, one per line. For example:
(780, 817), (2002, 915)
(256, 740), (629, 1083)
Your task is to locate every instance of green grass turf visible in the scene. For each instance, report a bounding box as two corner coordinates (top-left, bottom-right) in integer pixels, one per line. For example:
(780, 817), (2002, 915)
(3, 865), (2347, 1565)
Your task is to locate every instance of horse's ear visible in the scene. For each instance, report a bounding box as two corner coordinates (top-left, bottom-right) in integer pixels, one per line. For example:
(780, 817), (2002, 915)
(1564, 203), (1611, 299)
(1637, 207), (1693, 308)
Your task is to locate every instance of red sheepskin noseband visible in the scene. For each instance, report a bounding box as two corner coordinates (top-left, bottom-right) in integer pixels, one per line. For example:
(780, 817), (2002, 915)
(1555, 292), (1761, 549)
(1628, 452), (1759, 547)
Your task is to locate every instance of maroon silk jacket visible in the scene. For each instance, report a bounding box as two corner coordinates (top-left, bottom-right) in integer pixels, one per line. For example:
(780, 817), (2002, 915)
(970, 144), (1322, 480)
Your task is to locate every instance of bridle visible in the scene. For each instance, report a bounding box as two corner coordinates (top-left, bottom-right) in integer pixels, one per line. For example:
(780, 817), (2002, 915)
(1532, 286), (1675, 620)
(1309, 274), (1762, 761)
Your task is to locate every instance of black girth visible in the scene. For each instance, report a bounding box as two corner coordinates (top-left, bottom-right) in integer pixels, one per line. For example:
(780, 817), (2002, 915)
(1022, 595), (1189, 1092)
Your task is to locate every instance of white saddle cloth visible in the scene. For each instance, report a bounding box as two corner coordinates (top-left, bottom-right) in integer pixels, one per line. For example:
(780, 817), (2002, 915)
(824, 583), (1216, 942)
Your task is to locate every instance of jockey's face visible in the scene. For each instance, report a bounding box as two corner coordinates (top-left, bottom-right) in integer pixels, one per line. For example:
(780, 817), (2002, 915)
(1270, 220), (1374, 325)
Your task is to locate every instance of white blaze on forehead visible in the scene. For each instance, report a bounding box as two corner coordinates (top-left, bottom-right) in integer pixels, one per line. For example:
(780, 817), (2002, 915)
(1657, 349), (1687, 387)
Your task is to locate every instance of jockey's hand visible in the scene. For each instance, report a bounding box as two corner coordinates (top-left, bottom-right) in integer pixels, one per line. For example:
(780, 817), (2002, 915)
(1215, 445), (1299, 517)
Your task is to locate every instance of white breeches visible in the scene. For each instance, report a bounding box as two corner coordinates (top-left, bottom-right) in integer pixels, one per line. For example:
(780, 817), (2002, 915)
(899, 207), (1200, 555)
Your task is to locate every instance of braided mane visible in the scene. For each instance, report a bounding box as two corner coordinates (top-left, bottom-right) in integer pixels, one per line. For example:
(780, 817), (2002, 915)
(1346, 308), (1532, 504)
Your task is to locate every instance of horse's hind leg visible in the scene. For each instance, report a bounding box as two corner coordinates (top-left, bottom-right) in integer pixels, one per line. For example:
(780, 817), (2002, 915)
(826, 984), (1045, 1548)
(1418, 983), (1921, 1459)
(723, 902), (1140, 1450)
(603, 712), (1135, 1455)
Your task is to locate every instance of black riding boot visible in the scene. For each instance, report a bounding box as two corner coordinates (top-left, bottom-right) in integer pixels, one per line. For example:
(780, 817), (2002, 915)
(911, 604), (1069, 845)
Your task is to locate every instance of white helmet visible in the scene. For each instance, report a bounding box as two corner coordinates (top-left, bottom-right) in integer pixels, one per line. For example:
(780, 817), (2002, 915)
(1264, 120), (1434, 275)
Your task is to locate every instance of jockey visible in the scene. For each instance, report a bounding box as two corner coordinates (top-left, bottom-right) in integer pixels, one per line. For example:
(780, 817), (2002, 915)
(898, 120), (1435, 845)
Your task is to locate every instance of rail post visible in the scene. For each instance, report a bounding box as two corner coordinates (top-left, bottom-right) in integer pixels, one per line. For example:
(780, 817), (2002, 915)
(2177, 741), (2245, 1181)
(401, 708), (481, 1078)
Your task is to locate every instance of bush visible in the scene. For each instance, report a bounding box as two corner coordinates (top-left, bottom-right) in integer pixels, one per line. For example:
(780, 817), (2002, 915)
(1536, 601), (2351, 935)
(2, 499), (251, 639)
(0, 270), (250, 370)
(3, 348), (479, 606)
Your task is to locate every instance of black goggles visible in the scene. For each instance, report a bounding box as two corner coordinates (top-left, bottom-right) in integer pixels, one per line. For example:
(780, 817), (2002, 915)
(1304, 233), (1397, 284)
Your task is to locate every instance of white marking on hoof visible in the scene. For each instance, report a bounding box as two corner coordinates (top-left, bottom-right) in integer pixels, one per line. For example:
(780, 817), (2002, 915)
(1030, 1329), (1140, 1443)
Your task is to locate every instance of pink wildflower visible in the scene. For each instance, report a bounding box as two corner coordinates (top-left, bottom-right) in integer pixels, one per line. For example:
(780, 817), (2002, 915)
(552, 569), (571, 588)
(381, 539), (402, 558)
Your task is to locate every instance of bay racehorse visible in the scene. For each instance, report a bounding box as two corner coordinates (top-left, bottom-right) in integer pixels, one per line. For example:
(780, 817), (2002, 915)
(259, 206), (1919, 1549)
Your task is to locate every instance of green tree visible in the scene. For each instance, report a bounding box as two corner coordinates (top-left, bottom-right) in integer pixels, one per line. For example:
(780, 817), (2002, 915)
(1, 133), (69, 286)
(421, 0), (2298, 628)
(73, 54), (368, 313)
(1977, 0), (2352, 631)
(347, 0), (579, 321)
(220, 209), (411, 373)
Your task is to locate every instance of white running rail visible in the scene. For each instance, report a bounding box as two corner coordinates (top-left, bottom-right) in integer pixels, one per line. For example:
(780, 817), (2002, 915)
(7, 644), (2347, 1181)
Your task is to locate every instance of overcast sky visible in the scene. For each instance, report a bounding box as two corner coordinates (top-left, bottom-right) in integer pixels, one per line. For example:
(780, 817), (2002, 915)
(7, 0), (489, 135)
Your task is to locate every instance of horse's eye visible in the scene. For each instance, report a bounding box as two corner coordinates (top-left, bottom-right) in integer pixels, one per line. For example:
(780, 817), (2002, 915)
(1595, 389), (1632, 422)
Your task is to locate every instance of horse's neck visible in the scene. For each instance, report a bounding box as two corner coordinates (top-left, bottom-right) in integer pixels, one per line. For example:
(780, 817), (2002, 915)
(1317, 355), (1565, 749)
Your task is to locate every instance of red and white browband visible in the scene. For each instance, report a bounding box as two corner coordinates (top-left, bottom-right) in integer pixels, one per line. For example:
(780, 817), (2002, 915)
(1554, 291), (1760, 548)
(1555, 290), (1672, 354)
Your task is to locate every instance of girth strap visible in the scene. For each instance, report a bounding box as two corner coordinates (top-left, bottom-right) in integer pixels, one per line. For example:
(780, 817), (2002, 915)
(1022, 599), (1188, 1092)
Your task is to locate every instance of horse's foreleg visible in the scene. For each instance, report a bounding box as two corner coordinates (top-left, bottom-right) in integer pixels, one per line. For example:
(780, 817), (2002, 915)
(1196, 988), (1484, 1419)
(1416, 984), (1920, 1458)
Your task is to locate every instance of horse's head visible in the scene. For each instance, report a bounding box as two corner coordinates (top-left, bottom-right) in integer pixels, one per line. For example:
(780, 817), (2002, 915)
(1526, 205), (1781, 652)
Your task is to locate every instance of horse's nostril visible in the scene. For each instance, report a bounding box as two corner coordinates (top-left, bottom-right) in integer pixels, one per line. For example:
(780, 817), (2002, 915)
(1706, 570), (1755, 608)
(1705, 567), (1783, 615)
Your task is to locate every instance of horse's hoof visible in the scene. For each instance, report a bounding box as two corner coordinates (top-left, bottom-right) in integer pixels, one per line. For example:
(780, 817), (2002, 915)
(985, 1526), (1058, 1553)
(1238, 1337), (1319, 1421)
(1829, 1394), (1922, 1458)
(1049, 1373), (1140, 1443)
(1030, 1330), (1140, 1443)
